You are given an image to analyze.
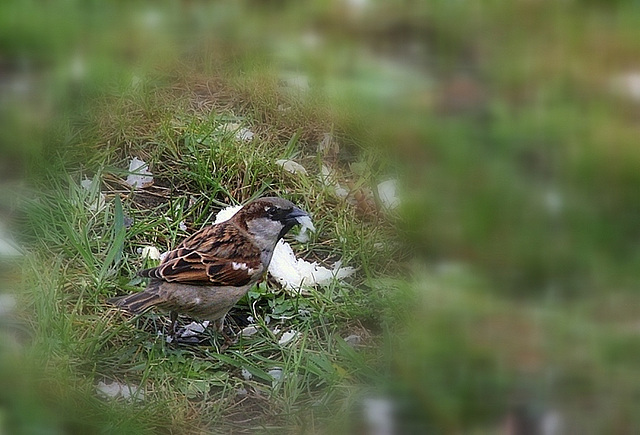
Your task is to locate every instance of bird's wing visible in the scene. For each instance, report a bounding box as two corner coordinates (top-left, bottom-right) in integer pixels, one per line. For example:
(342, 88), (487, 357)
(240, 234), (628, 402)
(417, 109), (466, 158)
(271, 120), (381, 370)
(138, 223), (264, 286)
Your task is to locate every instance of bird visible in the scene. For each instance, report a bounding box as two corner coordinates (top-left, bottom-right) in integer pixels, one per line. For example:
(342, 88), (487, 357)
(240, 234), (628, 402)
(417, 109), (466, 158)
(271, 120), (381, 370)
(109, 196), (309, 342)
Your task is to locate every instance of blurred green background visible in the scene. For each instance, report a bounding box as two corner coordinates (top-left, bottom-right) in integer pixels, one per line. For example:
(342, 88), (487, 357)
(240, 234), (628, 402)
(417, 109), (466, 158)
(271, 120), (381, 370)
(2, 0), (640, 433)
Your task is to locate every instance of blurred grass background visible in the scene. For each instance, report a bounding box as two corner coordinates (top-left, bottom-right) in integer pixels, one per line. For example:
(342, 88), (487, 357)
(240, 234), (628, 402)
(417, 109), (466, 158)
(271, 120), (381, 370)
(2, 0), (640, 433)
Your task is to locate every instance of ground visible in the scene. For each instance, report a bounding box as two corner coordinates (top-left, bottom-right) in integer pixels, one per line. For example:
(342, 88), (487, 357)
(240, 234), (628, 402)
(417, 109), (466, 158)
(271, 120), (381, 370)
(3, 1), (640, 434)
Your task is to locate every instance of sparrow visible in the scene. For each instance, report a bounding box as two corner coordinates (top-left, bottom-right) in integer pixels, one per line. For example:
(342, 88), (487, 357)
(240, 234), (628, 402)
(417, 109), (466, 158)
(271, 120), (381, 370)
(109, 196), (309, 341)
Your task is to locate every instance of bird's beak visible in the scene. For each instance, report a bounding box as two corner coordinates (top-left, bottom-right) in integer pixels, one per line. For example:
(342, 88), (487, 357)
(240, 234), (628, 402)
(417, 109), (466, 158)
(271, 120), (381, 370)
(287, 206), (309, 220)
(283, 206), (311, 228)
(278, 205), (312, 240)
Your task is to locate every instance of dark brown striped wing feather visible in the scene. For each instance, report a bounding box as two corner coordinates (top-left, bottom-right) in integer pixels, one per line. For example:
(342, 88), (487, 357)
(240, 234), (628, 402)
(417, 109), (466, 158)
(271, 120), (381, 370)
(138, 223), (264, 286)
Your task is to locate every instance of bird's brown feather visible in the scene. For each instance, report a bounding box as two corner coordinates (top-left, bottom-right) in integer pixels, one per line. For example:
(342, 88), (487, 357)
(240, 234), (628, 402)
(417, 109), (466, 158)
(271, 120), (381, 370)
(138, 219), (263, 286)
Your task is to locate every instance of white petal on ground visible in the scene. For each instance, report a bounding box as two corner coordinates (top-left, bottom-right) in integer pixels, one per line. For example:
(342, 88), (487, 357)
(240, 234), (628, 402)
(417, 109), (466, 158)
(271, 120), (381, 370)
(344, 0), (370, 18)
(268, 368), (283, 384)
(319, 164), (334, 186)
(179, 221), (187, 231)
(241, 368), (253, 380)
(80, 178), (93, 190)
(344, 334), (362, 347)
(214, 205), (242, 224)
(544, 189), (564, 216)
(318, 132), (334, 155)
(540, 409), (563, 435)
(235, 127), (254, 142)
(334, 186), (350, 199)
(610, 72), (640, 102)
(70, 54), (86, 81)
(294, 230), (310, 243)
(0, 294), (17, 316)
(97, 381), (121, 398)
(130, 75), (142, 89)
(268, 240), (355, 292)
(294, 214), (315, 242)
(320, 165), (350, 200)
(140, 246), (161, 260)
(295, 215), (315, 233)
(220, 122), (255, 141)
(278, 330), (299, 346)
(241, 325), (259, 337)
(276, 159), (308, 175)
(302, 30), (322, 49)
(189, 321), (209, 333)
(298, 309), (310, 317)
(178, 321), (210, 338)
(139, 8), (163, 29)
(363, 397), (395, 435)
(80, 177), (106, 212)
(377, 179), (400, 210)
(179, 329), (198, 338)
(220, 122), (240, 132)
(0, 234), (23, 257)
(125, 157), (153, 188)
(97, 381), (144, 401)
(120, 385), (144, 400)
(280, 72), (310, 91)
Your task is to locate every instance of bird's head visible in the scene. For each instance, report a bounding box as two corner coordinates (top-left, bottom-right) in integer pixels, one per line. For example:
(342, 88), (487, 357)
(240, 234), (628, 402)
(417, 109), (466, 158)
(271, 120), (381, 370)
(234, 197), (310, 248)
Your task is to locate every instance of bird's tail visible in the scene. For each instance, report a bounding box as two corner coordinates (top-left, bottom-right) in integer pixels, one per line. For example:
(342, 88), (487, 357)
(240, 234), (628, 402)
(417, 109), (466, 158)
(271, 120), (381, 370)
(108, 282), (162, 314)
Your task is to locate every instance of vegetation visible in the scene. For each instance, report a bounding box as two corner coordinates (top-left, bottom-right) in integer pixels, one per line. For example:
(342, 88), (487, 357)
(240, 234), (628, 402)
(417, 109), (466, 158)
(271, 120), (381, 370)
(2, 0), (640, 433)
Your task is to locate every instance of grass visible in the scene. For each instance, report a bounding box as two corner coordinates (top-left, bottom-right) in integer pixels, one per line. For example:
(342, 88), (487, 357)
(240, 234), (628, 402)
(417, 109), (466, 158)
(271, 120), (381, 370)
(4, 0), (640, 433)
(13, 69), (398, 432)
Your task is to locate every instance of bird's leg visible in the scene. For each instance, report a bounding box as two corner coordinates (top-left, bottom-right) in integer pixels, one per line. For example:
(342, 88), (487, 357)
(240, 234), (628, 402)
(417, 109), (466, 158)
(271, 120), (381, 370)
(213, 316), (236, 350)
(170, 311), (178, 339)
(213, 316), (225, 334)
